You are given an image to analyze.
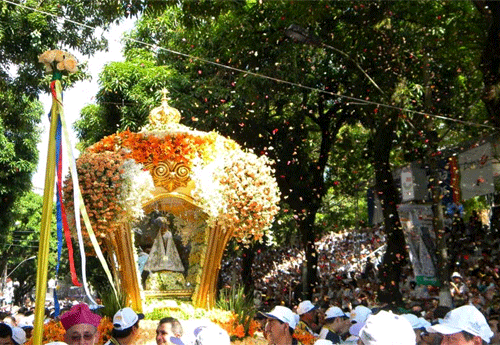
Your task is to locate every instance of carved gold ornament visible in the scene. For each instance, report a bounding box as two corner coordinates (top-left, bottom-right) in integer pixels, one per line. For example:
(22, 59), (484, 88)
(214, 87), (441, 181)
(144, 160), (191, 192)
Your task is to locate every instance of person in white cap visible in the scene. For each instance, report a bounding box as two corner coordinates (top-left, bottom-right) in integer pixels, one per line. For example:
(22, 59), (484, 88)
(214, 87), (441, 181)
(261, 306), (301, 345)
(193, 324), (230, 345)
(104, 307), (144, 345)
(0, 323), (25, 345)
(11, 327), (25, 345)
(401, 314), (431, 345)
(450, 272), (469, 307)
(296, 300), (321, 336)
(358, 310), (416, 345)
(426, 305), (493, 345)
(318, 306), (350, 344)
(314, 340), (333, 345)
(350, 305), (372, 325)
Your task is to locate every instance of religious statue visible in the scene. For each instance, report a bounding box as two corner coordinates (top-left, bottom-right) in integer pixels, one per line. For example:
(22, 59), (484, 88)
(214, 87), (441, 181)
(143, 216), (187, 291)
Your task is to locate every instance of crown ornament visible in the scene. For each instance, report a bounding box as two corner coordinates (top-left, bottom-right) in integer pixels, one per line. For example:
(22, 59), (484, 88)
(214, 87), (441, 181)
(148, 89), (181, 126)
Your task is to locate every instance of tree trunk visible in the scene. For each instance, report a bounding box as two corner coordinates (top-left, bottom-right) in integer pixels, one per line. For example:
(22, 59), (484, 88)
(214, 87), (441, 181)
(241, 244), (256, 294)
(477, 1), (500, 128)
(373, 117), (407, 306)
(299, 212), (318, 299)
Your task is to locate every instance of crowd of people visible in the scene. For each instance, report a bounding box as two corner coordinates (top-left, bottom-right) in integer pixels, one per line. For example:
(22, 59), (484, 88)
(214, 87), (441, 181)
(0, 208), (499, 345)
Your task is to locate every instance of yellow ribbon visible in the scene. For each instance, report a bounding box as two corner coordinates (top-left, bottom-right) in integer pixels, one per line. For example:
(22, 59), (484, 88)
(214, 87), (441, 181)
(33, 80), (62, 345)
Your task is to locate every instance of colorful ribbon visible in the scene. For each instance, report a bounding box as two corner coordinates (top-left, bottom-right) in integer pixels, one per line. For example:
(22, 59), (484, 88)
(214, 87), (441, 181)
(51, 81), (81, 288)
(55, 82), (119, 305)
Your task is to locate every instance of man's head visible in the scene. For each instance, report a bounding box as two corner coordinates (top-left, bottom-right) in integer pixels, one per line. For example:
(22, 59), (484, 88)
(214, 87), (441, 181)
(323, 307), (350, 334)
(0, 323), (13, 345)
(156, 317), (183, 345)
(11, 328), (25, 345)
(262, 306), (299, 345)
(426, 305), (493, 345)
(452, 272), (463, 283)
(297, 300), (319, 325)
(60, 303), (101, 345)
(111, 307), (144, 340)
(350, 305), (372, 325)
(358, 310), (415, 345)
(194, 325), (230, 345)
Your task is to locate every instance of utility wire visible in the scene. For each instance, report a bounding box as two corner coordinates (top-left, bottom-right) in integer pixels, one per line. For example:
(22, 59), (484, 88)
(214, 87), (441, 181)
(2, 0), (498, 130)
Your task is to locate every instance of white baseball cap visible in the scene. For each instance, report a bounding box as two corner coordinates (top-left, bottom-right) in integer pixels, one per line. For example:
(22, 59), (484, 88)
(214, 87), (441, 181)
(112, 307), (144, 331)
(325, 306), (346, 320)
(350, 305), (372, 324)
(12, 327), (26, 345)
(262, 306), (300, 329)
(297, 300), (318, 315)
(401, 314), (431, 330)
(314, 340), (333, 345)
(194, 325), (230, 345)
(359, 311), (416, 345)
(451, 272), (462, 279)
(426, 305), (493, 343)
(349, 322), (365, 337)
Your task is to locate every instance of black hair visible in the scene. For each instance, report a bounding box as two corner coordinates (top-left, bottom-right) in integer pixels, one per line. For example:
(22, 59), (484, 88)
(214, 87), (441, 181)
(325, 315), (349, 323)
(159, 317), (183, 336)
(462, 331), (487, 345)
(112, 321), (139, 339)
(433, 306), (451, 319)
(0, 323), (12, 338)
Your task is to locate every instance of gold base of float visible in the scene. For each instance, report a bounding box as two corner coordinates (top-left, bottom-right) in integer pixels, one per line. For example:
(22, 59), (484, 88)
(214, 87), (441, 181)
(143, 289), (194, 299)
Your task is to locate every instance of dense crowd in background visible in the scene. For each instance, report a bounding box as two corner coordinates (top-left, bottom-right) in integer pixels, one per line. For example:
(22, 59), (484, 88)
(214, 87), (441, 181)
(219, 210), (500, 324)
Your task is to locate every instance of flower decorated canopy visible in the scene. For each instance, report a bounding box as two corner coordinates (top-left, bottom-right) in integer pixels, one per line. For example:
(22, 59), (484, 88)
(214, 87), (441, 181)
(85, 89), (280, 242)
(67, 89), (280, 309)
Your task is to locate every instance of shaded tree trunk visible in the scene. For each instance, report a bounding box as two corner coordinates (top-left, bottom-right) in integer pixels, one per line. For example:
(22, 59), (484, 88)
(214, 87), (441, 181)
(241, 244), (256, 294)
(373, 116), (407, 306)
(476, 0), (500, 128)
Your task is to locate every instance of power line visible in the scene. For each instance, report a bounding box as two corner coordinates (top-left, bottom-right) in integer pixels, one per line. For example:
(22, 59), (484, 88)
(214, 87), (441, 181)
(3, 0), (497, 130)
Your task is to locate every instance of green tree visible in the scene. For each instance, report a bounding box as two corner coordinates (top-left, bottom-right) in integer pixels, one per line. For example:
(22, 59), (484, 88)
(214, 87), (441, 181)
(1, 191), (59, 305)
(74, 0), (492, 303)
(0, 0), (151, 235)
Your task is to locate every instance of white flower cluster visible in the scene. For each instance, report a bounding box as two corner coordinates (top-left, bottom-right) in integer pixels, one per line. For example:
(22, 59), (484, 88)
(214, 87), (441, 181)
(118, 159), (155, 222)
(191, 148), (281, 242)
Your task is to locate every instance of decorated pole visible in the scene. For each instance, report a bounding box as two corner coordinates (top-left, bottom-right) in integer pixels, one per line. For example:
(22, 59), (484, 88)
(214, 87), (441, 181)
(33, 50), (78, 345)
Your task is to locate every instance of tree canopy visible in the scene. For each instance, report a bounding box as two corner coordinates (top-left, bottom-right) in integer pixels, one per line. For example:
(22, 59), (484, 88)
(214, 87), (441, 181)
(73, 0), (496, 301)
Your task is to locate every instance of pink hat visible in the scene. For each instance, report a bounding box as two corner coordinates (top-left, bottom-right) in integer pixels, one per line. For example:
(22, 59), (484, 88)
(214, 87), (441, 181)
(60, 304), (102, 330)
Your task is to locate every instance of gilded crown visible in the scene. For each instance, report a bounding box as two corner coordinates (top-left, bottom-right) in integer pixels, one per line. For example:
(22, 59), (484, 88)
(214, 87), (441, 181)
(148, 89), (181, 126)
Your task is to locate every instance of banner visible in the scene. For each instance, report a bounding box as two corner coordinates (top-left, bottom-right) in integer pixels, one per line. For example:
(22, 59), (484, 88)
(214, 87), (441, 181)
(459, 143), (494, 201)
(397, 204), (438, 286)
(401, 167), (414, 202)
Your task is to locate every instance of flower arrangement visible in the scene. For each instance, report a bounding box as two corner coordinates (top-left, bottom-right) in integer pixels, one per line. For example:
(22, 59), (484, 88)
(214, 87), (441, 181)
(144, 302), (259, 341)
(118, 159), (154, 222)
(191, 149), (280, 242)
(88, 129), (228, 167)
(38, 49), (78, 74)
(293, 328), (317, 345)
(82, 126), (280, 244)
(63, 151), (154, 245)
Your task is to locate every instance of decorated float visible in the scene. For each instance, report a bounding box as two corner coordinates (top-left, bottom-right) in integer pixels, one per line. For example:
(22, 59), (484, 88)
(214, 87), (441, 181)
(62, 89), (281, 311)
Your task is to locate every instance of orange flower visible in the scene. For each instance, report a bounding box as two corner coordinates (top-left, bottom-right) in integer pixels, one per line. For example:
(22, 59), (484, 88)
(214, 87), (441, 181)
(293, 328), (316, 345)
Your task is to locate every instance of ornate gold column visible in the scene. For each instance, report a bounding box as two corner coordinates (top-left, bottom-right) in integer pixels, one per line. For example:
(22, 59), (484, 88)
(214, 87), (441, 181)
(193, 223), (234, 309)
(114, 223), (143, 311)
